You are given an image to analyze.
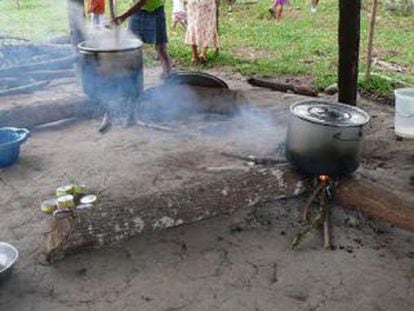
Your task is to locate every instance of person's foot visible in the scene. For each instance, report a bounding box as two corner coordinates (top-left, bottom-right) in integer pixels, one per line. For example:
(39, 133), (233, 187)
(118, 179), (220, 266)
(199, 54), (208, 64)
(191, 57), (199, 65)
(310, 6), (317, 13)
(98, 112), (112, 133)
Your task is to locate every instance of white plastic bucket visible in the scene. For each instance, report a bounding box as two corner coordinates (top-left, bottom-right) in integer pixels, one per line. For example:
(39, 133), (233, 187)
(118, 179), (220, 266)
(394, 88), (414, 139)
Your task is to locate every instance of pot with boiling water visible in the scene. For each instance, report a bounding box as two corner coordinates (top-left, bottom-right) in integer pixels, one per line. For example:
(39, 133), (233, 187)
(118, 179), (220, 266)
(77, 38), (143, 101)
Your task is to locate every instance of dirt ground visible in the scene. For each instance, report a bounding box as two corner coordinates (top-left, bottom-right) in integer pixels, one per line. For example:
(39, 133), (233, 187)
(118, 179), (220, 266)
(0, 66), (413, 310)
(1, 200), (414, 311)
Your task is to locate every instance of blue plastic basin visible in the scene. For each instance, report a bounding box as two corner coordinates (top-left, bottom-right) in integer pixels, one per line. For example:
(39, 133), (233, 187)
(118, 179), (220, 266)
(0, 127), (30, 167)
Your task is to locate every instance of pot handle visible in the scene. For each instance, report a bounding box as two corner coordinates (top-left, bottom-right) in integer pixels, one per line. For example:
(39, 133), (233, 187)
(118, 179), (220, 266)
(14, 128), (30, 144)
(333, 129), (362, 142)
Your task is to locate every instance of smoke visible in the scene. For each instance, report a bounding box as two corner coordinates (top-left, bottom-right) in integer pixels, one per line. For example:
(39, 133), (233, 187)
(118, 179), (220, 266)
(137, 83), (286, 157)
(227, 107), (286, 155)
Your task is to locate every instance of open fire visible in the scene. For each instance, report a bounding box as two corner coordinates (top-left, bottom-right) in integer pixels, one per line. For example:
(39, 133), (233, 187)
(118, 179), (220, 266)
(291, 174), (335, 250)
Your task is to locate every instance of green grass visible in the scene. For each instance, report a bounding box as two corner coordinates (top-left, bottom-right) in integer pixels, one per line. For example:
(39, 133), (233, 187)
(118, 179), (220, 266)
(1, 0), (413, 95)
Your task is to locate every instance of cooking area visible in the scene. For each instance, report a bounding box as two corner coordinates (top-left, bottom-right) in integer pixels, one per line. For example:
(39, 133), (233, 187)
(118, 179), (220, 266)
(1, 4), (414, 310)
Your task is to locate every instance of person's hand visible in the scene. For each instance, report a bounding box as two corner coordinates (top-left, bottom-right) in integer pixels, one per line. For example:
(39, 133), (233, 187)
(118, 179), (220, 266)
(112, 15), (126, 26)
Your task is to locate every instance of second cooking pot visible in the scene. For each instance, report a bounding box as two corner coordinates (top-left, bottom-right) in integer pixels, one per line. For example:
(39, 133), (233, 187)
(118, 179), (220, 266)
(286, 100), (370, 176)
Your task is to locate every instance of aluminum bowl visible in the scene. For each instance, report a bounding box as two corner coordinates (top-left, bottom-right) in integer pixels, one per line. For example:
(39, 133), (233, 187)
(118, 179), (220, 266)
(0, 242), (19, 282)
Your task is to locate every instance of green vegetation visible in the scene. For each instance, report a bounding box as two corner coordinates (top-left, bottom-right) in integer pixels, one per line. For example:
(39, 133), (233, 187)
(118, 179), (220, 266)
(1, 0), (413, 96)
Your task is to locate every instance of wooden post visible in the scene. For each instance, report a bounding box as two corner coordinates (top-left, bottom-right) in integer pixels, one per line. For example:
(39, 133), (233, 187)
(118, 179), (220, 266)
(67, 0), (86, 47)
(338, 0), (361, 106)
(365, 0), (378, 80)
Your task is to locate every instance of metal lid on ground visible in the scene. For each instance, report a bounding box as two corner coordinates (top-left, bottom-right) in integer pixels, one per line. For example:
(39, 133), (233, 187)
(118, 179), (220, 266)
(290, 101), (370, 127)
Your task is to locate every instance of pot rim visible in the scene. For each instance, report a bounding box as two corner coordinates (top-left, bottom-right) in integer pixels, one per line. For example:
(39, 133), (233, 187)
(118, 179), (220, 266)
(77, 39), (143, 53)
(290, 100), (370, 127)
(0, 242), (19, 274)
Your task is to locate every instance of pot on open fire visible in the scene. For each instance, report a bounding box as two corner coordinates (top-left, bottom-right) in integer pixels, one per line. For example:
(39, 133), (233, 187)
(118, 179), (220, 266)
(286, 100), (370, 176)
(77, 38), (143, 101)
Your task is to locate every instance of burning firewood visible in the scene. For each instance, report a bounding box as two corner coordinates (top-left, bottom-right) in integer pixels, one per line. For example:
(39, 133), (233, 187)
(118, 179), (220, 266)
(291, 175), (332, 250)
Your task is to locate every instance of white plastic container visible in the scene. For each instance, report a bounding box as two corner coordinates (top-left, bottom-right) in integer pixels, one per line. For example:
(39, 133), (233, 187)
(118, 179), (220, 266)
(394, 88), (414, 139)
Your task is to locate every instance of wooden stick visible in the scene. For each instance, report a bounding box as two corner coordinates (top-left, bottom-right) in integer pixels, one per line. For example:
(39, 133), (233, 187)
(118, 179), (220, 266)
(302, 182), (325, 222)
(365, 0), (378, 80)
(320, 190), (331, 249)
(136, 120), (175, 132)
(220, 152), (287, 166)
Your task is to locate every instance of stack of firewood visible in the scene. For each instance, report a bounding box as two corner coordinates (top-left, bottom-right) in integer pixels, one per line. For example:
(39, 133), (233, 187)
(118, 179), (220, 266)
(0, 39), (76, 97)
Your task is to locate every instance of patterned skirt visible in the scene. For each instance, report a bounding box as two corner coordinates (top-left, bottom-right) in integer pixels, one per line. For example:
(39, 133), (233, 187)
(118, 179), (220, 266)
(184, 0), (220, 48)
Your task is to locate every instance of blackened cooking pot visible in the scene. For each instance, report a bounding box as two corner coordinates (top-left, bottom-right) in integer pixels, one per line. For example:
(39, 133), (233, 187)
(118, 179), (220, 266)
(77, 39), (143, 101)
(286, 101), (370, 176)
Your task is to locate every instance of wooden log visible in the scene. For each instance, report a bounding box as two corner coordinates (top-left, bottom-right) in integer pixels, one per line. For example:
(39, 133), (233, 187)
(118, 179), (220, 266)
(26, 69), (76, 81)
(247, 77), (318, 97)
(43, 165), (306, 260)
(0, 95), (89, 129)
(0, 55), (76, 77)
(338, 0), (361, 106)
(336, 177), (414, 232)
(0, 80), (50, 97)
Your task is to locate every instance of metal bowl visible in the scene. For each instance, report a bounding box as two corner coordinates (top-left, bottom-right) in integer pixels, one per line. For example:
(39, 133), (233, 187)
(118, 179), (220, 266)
(0, 242), (19, 282)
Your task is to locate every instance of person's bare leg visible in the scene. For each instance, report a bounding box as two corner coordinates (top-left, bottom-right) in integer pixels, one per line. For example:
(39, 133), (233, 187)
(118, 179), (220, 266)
(172, 20), (178, 30)
(310, 0), (319, 12)
(275, 4), (283, 20)
(200, 47), (208, 63)
(191, 44), (199, 64)
(155, 43), (172, 74)
(311, 0), (320, 7)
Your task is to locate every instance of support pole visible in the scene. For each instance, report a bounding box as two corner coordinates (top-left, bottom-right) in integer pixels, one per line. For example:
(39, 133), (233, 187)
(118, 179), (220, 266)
(365, 0), (378, 80)
(338, 0), (361, 106)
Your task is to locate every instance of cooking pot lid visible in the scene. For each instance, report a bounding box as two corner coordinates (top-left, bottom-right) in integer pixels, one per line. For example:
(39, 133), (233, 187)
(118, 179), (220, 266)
(290, 101), (370, 127)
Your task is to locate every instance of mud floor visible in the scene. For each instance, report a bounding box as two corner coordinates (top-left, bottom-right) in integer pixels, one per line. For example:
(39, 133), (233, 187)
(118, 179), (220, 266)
(1, 67), (413, 310)
(1, 198), (414, 311)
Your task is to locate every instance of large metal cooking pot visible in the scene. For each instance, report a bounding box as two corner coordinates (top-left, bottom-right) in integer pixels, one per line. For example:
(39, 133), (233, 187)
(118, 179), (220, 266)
(286, 100), (370, 176)
(77, 39), (143, 101)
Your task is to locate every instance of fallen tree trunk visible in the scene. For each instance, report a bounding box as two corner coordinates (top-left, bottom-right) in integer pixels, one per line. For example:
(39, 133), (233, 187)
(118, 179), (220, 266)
(247, 77), (318, 97)
(336, 177), (414, 232)
(42, 164), (306, 261)
(42, 160), (414, 262)
(0, 95), (89, 128)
